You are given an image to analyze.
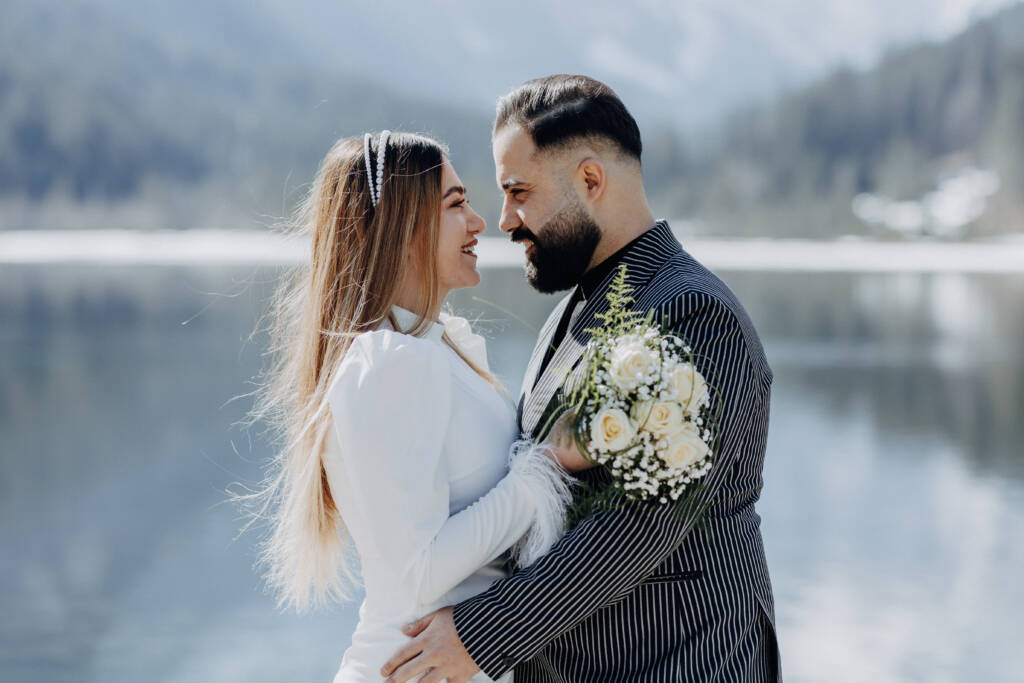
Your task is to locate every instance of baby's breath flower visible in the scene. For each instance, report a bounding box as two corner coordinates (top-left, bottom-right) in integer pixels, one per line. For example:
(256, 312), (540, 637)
(562, 265), (717, 521)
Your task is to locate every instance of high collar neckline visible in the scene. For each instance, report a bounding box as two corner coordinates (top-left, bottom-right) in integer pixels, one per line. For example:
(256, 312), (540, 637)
(390, 305), (446, 342)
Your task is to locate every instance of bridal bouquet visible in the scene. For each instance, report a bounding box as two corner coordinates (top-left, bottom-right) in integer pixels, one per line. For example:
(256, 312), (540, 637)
(542, 265), (721, 518)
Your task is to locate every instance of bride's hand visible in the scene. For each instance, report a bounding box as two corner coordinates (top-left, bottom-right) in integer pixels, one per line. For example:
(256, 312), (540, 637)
(545, 411), (594, 472)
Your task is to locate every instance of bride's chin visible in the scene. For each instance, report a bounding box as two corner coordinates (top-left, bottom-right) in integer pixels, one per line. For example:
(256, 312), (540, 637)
(441, 273), (481, 293)
(461, 265), (481, 285)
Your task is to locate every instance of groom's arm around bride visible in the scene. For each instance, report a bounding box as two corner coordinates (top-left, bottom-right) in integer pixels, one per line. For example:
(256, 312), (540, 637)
(383, 74), (780, 683)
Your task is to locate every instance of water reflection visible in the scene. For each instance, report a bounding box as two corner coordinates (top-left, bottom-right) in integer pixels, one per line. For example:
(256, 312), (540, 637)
(0, 265), (1021, 682)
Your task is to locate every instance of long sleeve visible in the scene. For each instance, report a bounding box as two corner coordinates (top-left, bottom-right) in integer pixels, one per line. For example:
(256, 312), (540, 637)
(452, 293), (765, 678)
(326, 331), (570, 608)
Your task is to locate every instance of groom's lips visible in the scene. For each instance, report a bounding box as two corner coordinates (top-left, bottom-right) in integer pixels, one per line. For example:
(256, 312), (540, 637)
(512, 235), (538, 260)
(510, 227), (538, 261)
(513, 238), (536, 260)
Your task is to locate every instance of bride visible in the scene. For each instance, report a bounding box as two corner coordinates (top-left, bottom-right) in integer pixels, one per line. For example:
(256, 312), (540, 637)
(248, 131), (576, 682)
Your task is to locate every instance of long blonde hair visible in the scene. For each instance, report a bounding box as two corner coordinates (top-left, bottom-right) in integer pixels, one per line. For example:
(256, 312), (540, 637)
(245, 132), (496, 611)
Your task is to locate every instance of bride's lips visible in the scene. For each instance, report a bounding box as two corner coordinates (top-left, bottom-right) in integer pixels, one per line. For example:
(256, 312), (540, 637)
(461, 239), (478, 259)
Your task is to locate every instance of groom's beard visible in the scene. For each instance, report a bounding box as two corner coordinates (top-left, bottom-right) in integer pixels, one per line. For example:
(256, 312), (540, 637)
(512, 202), (601, 294)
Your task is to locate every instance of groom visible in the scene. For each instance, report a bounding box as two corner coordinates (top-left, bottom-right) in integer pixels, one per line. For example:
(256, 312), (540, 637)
(383, 74), (780, 682)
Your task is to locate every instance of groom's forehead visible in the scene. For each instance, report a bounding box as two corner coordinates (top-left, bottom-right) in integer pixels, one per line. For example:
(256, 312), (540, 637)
(493, 125), (558, 180)
(493, 125), (536, 163)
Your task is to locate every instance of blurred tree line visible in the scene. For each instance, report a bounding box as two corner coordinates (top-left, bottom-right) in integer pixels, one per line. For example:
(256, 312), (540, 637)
(1, 0), (1022, 236)
(0, 0), (497, 230)
(647, 3), (1024, 238)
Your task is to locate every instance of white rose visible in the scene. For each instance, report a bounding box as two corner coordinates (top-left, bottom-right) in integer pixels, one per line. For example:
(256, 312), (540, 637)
(661, 422), (710, 469)
(635, 400), (684, 438)
(668, 364), (709, 414)
(607, 338), (661, 393)
(629, 400), (652, 428)
(589, 407), (637, 452)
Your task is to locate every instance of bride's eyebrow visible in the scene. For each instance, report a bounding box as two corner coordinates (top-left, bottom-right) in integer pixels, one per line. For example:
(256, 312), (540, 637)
(443, 185), (466, 199)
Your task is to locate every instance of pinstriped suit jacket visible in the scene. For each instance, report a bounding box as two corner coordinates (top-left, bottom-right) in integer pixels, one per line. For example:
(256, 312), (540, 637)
(452, 221), (781, 682)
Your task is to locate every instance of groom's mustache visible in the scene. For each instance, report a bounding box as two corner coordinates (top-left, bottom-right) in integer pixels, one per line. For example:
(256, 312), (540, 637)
(510, 227), (538, 246)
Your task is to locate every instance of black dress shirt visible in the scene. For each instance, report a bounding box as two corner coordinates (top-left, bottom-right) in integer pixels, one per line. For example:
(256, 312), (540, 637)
(533, 228), (652, 385)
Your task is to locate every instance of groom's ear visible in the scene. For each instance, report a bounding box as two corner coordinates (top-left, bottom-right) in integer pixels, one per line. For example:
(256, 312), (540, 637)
(576, 157), (606, 202)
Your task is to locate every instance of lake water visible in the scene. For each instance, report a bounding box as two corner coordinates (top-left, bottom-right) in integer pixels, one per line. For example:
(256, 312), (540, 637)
(1, 261), (1022, 682)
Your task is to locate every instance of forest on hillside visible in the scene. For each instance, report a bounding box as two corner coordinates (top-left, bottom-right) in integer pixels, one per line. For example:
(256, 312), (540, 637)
(653, 4), (1024, 238)
(0, 1), (497, 230)
(2, 0), (1022, 237)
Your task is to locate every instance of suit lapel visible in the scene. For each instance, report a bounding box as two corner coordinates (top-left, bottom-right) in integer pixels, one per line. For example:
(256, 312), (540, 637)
(521, 299), (588, 436)
(517, 293), (573, 431)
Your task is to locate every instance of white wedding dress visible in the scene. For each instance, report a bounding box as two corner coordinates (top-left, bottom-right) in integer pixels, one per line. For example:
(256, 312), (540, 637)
(324, 307), (570, 683)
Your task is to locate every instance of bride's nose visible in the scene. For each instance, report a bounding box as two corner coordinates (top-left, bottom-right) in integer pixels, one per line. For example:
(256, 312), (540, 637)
(468, 206), (485, 235)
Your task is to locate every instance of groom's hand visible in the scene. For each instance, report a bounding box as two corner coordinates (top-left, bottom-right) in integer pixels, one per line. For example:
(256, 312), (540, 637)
(381, 606), (481, 683)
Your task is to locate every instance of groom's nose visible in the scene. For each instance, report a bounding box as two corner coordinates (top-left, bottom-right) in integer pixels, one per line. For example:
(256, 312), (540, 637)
(498, 199), (522, 234)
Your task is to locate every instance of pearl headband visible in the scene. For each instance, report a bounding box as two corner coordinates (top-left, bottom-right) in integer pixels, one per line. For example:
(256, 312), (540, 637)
(363, 130), (391, 207)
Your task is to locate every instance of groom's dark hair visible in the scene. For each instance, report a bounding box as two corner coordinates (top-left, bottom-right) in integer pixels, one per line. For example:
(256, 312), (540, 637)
(495, 74), (642, 162)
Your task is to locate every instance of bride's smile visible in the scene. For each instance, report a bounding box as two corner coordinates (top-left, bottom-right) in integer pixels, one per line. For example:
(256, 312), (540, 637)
(436, 160), (486, 293)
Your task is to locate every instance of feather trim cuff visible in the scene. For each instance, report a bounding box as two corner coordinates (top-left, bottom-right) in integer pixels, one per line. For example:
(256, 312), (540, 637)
(508, 438), (576, 568)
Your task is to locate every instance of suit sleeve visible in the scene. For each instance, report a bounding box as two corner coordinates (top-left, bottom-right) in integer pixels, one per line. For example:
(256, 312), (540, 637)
(452, 292), (763, 678)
